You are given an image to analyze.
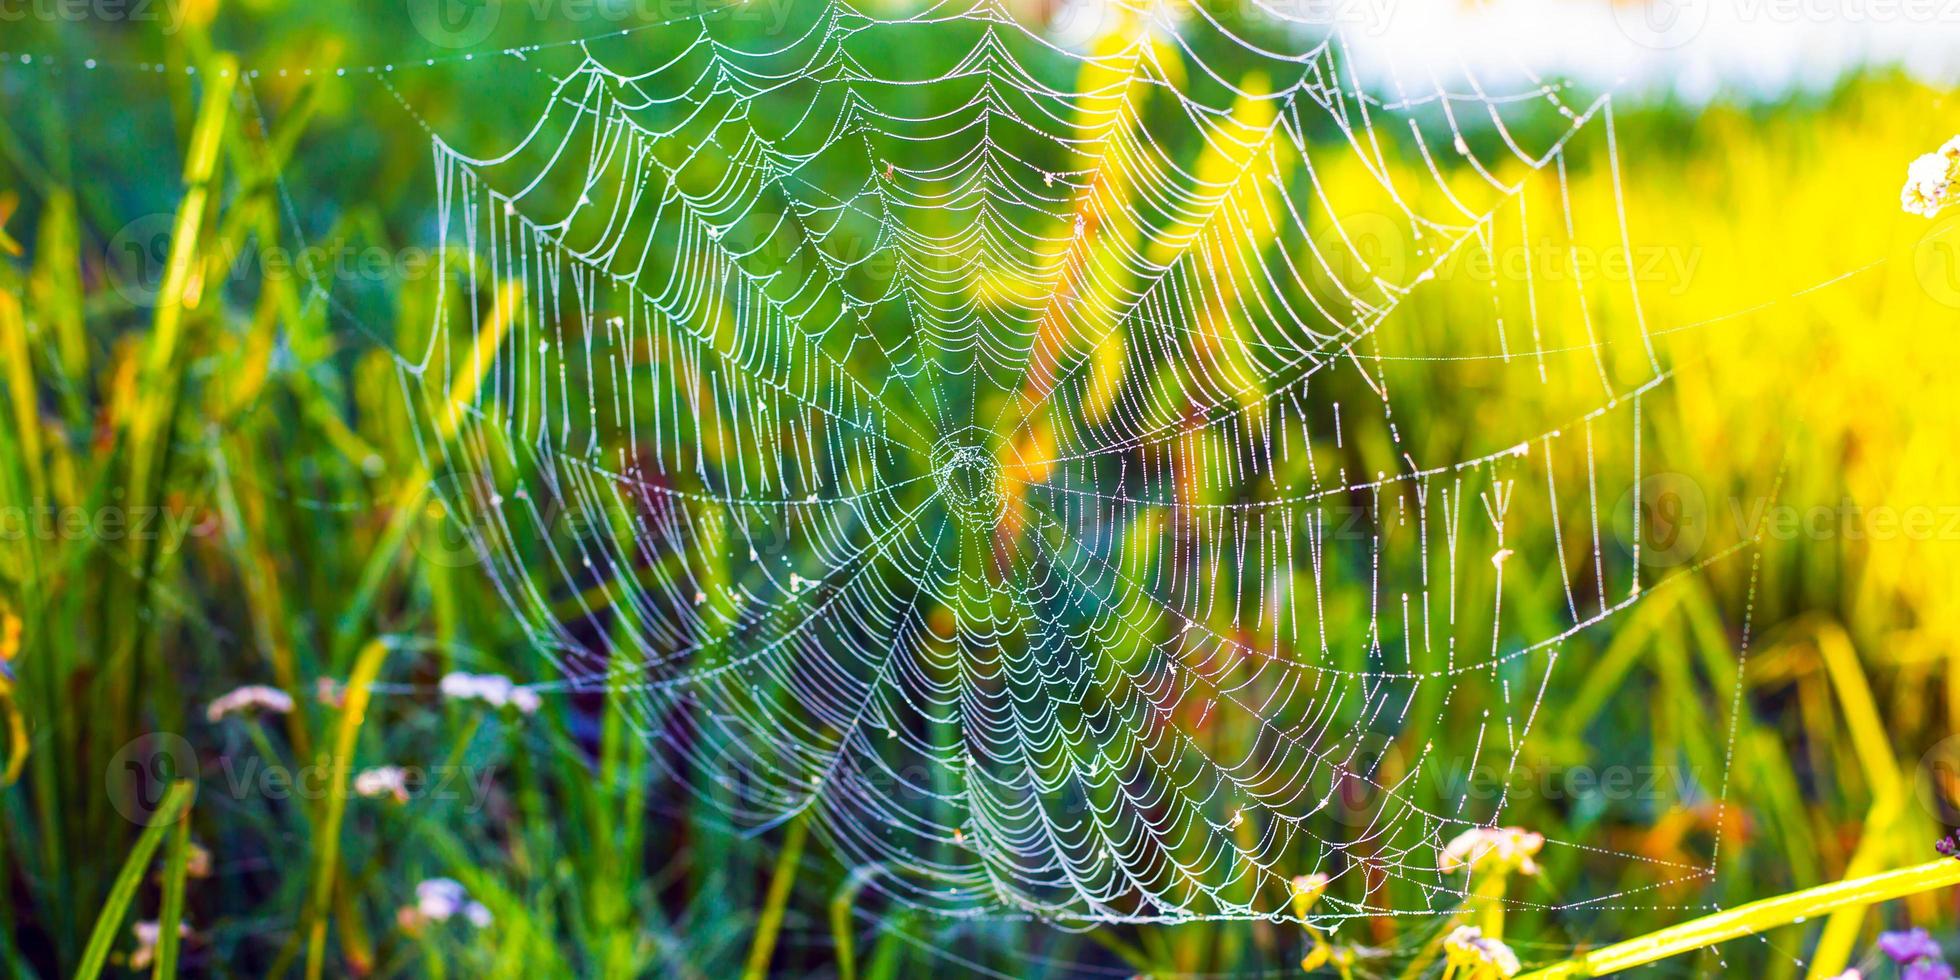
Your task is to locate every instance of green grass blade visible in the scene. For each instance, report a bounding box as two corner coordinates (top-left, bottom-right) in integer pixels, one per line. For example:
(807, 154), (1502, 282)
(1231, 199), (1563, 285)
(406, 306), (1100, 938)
(74, 780), (195, 980)
(830, 863), (885, 980)
(742, 813), (809, 980)
(151, 783), (195, 980)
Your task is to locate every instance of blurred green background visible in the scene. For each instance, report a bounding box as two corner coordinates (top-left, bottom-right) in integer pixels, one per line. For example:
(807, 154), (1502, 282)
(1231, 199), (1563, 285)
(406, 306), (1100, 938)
(3, 1), (1960, 976)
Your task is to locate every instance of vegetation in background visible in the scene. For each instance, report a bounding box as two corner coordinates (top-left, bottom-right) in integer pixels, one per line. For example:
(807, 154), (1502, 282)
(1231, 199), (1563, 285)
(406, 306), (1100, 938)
(1, 3), (1959, 976)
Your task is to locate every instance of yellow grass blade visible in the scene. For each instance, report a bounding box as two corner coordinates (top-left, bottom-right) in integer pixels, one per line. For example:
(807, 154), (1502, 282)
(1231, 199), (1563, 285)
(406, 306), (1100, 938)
(304, 637), (391, 980)
(742, 813), (810, 980)
(1521, 860), (1960, 978)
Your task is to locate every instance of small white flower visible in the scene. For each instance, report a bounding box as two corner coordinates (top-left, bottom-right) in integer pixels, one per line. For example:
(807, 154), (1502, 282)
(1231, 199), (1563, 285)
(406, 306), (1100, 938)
(1439, 826), (1544, 876)
(417, 878), (465, 918)
(1444, 926), (1521, 977)
(1486, 940), (1521, 977)
(439, 671), (498, 703)
(437, 671), (474, 700)
(315, 677), (346, 709)
(129, 920), (191, 970)
(413, 878), (492, 928)
(509, 687), (542, 714)
(1902, 137), (1960, 218)
(206, 685), (295, 723)
(354, 766), (411, 803)
(439, 671), (541, 715)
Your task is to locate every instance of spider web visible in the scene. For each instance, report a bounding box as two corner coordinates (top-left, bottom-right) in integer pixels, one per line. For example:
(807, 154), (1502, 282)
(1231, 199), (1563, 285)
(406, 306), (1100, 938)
(396, 0), (1709, 924)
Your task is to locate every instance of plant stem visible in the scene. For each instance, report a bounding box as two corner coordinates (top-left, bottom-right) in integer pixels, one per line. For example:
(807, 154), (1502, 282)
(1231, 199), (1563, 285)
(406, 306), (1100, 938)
(1520, 859), (1960, 978)
(153, 790), (195, 979)
(332, 280), (523, 664)
(74, 781), (196, 980)
(743, 813), (809, 980)
(305, 638), (391, 980)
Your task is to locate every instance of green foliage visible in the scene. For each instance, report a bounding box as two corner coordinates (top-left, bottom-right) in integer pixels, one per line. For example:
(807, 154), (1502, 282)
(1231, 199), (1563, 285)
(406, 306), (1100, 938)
(0, 7), (1956, 978)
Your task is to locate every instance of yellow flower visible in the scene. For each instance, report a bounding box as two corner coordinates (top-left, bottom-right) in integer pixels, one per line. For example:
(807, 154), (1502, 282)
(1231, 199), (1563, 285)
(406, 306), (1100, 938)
(0, 610), (23, 786)
(1290, 872), (1329, 918)
(0, 191), (20, 257)
(0, 608), (18, 667)
(1300, 942), (1330, 972)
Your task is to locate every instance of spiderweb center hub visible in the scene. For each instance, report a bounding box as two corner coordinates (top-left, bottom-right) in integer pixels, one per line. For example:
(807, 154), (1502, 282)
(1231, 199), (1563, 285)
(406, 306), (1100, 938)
(931, 441), (1005, 530)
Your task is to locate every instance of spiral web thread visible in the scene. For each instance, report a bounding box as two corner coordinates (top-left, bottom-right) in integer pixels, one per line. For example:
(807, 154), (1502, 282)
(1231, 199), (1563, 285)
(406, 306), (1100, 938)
(397, 0), (1720, 925)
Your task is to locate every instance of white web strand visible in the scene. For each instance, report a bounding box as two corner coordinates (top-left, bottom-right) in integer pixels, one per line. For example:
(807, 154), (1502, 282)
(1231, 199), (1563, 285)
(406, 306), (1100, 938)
(398, 0), (1705, 924)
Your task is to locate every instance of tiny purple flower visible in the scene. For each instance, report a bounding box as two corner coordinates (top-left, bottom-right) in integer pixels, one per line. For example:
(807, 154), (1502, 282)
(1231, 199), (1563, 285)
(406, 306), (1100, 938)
(1881, 929), (1943, 964)
(1905, 960), (1954, 980)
